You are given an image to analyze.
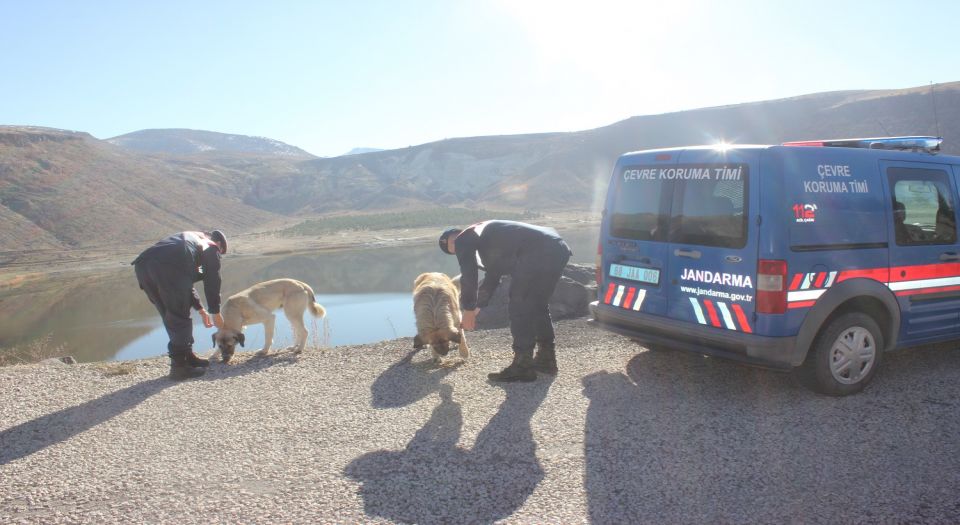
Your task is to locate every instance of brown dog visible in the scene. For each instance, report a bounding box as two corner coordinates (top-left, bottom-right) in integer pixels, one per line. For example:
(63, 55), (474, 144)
(413, 272), (469, 364)
(212, 278), (326, 363)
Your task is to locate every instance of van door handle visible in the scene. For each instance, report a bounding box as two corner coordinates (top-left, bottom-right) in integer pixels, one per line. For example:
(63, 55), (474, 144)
(940, 252), (960, 262)
(674, 249), (701, 259)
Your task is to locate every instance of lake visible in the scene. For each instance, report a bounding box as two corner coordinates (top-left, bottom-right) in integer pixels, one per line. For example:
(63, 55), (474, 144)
(0, 228), (599, 362)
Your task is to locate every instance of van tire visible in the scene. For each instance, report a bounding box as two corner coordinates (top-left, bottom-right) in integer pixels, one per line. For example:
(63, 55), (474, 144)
(798, 312), (883, 396)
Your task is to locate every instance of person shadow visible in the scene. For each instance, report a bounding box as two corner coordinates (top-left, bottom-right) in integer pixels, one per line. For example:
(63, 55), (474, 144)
(346, 378), (554, 524)
(0, 352), (297, 466)
(369, 348), (463, 409)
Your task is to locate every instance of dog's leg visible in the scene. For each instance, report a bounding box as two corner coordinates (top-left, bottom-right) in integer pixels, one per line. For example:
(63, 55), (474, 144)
(258, 313), (276, 356)
(431, 346), (442, 365)
(283, 295), (309, 353)
(286, 306), (308, 353)
(457, 329), (470, 359)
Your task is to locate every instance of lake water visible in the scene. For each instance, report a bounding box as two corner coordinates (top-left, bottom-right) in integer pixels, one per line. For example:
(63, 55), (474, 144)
(0, 228), (598, 362)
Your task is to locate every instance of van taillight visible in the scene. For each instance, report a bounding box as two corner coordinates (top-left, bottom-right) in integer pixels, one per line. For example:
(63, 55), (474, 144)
(595, 241), (603, 285)
(757, 259), (787, 314)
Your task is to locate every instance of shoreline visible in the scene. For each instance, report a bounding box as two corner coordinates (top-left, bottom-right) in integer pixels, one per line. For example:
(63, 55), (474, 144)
(0, 212), (599, 289)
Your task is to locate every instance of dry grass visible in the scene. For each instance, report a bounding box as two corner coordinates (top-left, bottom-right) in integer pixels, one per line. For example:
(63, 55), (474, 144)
(0, 334), (69, 367)
(96, 362), (136, 376)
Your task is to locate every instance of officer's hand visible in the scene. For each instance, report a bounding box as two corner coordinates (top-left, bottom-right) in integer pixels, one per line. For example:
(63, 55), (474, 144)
(213, 312), (224, 329)
(461, 309), (479, 331)
(199, 309), (213, 328)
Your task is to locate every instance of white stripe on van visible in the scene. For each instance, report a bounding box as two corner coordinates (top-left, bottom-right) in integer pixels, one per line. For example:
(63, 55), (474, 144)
(717, 302), (736, 330)
(824, 271), (837, 287)
(788, 289), (826, 302)
(689, 297), (706, 324)
(612, 285), (625, 307)
(632, 289), (646, 310)
(801, 273), (814, 289)
(887, 276), (960, 292)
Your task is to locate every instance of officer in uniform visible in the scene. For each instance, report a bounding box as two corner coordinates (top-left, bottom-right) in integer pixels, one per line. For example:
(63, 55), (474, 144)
(439, 220), (572, 382)
(132, 230), (227, 379)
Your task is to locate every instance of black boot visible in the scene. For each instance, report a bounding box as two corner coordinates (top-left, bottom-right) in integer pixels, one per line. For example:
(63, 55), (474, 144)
(186, 351), (210, 368)
(488, 352), (537, 383)
(532, 341), (558, 375)
(169, 353), (206, 380)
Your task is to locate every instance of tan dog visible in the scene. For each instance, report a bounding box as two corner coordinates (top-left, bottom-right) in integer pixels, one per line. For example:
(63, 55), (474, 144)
(413, 272), (469, 364)
(212, 278), (326, 363)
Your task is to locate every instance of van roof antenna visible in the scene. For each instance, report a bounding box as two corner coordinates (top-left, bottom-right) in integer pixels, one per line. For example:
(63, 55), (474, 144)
(931, 81), (942, 138)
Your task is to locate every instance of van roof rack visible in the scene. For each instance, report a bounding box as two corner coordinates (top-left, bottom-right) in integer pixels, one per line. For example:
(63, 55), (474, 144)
(781, 136), (942, 153)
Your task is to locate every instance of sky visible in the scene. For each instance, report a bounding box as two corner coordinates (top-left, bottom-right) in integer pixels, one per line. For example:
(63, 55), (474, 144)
(2, 0), (958, 157)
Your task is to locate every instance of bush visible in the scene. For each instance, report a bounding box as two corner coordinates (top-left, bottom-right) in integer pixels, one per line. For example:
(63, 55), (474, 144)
(0, 334), (68, 366)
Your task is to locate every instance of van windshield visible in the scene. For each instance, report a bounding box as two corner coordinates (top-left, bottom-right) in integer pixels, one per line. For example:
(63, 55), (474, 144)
(609, 163), (748, 248)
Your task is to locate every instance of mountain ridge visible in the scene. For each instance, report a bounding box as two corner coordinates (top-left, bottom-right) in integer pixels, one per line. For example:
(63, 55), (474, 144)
(2, 82), (958, 253)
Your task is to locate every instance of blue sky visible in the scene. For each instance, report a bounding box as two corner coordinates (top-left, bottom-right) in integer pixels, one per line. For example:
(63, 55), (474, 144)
(2, 0), (958, 157)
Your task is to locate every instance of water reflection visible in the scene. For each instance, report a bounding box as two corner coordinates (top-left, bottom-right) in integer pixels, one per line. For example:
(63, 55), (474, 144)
(0, 228), (598, 363)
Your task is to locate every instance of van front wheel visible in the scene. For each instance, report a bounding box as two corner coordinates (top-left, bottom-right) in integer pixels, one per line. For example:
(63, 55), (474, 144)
(799, 312), (883, 396)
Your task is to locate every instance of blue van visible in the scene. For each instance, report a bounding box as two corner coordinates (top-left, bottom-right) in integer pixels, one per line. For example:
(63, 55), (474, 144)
(589, 137), (960, 395)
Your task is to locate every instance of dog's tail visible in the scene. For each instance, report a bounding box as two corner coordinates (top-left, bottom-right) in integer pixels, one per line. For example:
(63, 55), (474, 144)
(306, 287), (326, 318)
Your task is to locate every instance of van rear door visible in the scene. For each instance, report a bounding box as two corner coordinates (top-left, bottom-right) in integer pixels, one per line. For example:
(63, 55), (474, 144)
(665, 149), (759, 334)
(601, 153), (675, 317)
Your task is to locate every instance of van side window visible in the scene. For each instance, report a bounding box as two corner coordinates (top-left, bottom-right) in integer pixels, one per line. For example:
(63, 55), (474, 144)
(672, 178), (747, 249)
(888, 167), (957, 246)
(610, 170), (669, 241)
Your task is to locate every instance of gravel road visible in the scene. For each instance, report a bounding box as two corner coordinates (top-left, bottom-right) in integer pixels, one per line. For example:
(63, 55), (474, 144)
(2, 318), (960, 524)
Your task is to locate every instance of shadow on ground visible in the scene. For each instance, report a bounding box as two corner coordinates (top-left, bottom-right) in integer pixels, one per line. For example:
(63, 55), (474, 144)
(582, 344), (960, 523)
(346, 378), (553, 524)
(0, 352), (297, 466)
(369, 348), (463, 408)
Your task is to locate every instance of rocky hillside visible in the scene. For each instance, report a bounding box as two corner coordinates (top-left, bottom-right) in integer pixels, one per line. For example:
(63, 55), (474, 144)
(243, 83), (960, 214)
(107, 129), (315, 158)
(0, 127), (279, 252)
(2, 82), (958, 252)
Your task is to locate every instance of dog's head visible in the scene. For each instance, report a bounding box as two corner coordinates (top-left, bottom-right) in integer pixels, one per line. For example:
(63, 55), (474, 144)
(212, 329), (245, 363)
(413, 329), (463, 356)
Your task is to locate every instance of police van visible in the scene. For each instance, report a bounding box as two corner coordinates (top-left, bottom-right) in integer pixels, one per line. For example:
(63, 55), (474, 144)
(589, 136), (960, 395)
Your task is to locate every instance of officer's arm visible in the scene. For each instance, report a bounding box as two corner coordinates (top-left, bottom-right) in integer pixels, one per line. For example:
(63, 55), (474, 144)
(456, 249), (480, 311)
(477, 272), (502, 308)
(199, 247), (223, 314)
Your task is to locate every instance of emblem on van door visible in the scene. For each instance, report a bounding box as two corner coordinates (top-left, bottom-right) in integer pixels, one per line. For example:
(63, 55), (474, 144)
(792, 203), (817, 223)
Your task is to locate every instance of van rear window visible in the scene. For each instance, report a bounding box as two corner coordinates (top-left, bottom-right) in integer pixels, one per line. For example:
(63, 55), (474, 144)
(609, 164), (748, 248)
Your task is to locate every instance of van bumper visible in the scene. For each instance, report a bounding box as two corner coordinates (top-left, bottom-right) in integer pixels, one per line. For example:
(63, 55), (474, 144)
(589, 301), (803, 370)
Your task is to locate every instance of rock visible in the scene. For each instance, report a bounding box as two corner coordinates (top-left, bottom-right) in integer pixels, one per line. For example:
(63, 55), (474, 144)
(39, 356), (77, 366)
(465, 264), (598, 330)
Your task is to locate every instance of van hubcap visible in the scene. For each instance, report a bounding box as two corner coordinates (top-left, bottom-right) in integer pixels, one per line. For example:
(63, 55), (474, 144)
(829, 326), (876, 384)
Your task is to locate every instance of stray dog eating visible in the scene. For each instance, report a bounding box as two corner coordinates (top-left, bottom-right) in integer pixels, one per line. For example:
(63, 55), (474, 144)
(212, 278), (326, 363)
(413, 272), (469, 364)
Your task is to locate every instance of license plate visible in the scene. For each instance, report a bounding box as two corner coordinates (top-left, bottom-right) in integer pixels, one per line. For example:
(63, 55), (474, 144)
(609, 263), (660, 285)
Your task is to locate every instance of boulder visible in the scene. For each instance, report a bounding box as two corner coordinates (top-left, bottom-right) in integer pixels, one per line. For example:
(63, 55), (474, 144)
(468, 263), (598, 330)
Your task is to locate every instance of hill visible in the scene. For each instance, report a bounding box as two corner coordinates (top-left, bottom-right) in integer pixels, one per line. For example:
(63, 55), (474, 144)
(244, 83), (960, 214)
(1, 82), (958, 253)
(107, 128), (315, 158)
(0, 127), (279, 253)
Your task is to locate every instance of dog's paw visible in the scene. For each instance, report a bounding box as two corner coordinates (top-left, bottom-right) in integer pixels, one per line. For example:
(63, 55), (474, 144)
(254, 348), (271, 357)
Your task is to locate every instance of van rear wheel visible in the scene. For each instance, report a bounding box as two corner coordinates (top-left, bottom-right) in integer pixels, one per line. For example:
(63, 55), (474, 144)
(799, 312), (883, 396)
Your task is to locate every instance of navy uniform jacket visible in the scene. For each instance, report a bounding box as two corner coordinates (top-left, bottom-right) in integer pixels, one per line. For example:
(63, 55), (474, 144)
(454, 220), (566, 310)
(132, 231), (223, 314)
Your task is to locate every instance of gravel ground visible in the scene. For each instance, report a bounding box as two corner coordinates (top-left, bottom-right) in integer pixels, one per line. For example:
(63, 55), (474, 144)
(2, 318), (960, 524)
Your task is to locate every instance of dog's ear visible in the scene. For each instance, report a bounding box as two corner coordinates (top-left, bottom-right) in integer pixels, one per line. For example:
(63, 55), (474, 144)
(211, 333), (217, 347)
(238, 333), (245, 347)
(413, 334), (424, 349)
